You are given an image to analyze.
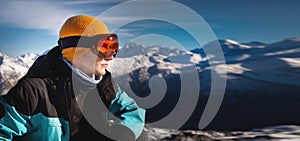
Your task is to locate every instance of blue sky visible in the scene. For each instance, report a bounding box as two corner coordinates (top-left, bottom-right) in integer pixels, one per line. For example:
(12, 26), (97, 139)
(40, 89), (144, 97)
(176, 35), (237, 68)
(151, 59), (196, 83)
(0, 0), (300, 56)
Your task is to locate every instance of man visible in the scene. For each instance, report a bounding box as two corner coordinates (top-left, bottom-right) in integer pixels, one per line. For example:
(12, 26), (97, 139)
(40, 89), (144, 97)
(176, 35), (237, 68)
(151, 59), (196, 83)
(0, 15), (146, 141)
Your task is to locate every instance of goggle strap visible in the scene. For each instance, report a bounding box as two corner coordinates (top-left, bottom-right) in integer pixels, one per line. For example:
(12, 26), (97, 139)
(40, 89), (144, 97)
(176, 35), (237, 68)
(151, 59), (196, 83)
(58, 36), (94, 49)
(58, 34), (118, 49)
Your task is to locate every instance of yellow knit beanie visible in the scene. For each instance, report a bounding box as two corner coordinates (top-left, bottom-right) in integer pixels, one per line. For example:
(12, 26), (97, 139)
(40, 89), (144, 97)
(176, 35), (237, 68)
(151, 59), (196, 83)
(59, 15), (110, 61)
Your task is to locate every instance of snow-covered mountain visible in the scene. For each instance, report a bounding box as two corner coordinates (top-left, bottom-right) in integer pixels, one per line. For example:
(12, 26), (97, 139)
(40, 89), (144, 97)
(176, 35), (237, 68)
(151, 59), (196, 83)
(107, 38), (300, 98)
(146, 124), (300, 141)
(0, 53), (39, 94)
(106, 38), (300, 140)
(109, 38), (300, 130)
(108, 42), (208, 91)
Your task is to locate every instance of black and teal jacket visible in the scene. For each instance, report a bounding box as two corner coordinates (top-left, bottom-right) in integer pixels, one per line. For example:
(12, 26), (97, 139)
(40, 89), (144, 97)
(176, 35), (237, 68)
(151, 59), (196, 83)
(0, 47), (145, 141)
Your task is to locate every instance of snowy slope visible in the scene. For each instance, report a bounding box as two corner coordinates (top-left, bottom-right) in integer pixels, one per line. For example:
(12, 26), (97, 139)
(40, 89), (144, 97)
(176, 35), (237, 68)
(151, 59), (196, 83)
(241, 38), (300, 87)
(108, 42), (206, 78)
(192, 38), (300, 90)
(146, 125), (300, 141)
(189, 38), (300, 131)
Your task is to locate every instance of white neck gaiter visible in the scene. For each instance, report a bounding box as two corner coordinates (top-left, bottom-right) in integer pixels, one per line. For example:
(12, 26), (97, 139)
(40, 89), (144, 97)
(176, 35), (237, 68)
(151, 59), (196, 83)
(63, 57), (102, 86)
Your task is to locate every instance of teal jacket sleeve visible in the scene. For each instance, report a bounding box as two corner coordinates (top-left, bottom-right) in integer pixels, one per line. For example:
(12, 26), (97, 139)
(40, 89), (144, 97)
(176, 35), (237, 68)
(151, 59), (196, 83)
(0, 97), (30, 140)
(109, 87), (146, 140)
(0, 79), (38, 140)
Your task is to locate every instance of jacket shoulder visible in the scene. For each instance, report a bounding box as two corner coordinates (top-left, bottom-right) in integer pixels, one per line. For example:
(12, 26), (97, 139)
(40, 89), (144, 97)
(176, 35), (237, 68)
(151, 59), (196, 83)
(2, 77), (48, 116)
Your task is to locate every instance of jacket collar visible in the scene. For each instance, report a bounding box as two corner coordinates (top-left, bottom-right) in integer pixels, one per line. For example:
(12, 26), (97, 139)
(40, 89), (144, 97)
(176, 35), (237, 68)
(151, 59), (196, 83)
(27, 46), (72, 79)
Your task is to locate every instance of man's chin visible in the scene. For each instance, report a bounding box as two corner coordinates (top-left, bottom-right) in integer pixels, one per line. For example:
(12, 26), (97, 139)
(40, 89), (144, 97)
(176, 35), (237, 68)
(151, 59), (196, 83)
(95, 70), (106, 76)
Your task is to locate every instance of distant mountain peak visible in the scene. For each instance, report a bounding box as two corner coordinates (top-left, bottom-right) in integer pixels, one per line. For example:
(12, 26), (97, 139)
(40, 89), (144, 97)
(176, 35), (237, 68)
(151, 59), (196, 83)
(224, 39), (240, 45)
(224, 39), (251, 49)
(265, 37), (300, 49)
(284, 37), (300, 42)
(242, 41), (266, 47)
(0, 52), (39, 94)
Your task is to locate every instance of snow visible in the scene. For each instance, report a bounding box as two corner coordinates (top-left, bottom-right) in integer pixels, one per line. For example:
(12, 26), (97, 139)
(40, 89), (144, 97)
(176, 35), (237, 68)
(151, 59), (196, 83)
(280, 57), (300, 68)
(17, 53), (38, 67)
(0, 53), (39, 94)
(146, 125), (300, 141)
(225, 39), (251, 49)
(145, 126), (179, 141)
(215, 63), (251, 75)
(224, 56), (300, 86)
(108, 43), (205, 78)
(225, 39), (240, 45)
(264, 48), (300, 56)
(206, 38), (300, 88)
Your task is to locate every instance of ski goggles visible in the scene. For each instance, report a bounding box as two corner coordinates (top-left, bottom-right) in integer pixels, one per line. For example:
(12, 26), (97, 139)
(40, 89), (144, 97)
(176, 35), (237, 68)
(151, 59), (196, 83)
(58, 33), (119, 58)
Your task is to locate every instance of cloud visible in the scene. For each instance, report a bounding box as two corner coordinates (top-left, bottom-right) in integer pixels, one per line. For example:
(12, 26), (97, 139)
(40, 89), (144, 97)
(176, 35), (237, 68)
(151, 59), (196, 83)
(0, 0), (218, 41)
(115, 28), (136, 38)
(0, 1), (79, 35)
(62, 0), (127, 5)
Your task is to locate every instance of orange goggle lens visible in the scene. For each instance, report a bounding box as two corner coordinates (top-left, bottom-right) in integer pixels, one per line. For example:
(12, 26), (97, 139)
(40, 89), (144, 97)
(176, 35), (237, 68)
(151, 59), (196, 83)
(58, 33), (119, 58)
(92, 34), (118, 58)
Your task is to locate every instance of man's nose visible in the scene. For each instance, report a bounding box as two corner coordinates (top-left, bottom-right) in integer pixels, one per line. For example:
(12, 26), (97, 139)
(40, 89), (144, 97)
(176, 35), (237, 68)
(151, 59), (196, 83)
(104, 55), (114, 61)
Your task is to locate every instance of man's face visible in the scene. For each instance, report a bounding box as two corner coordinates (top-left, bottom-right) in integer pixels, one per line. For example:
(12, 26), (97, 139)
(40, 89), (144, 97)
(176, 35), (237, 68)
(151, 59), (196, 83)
(72, 49), (113, 77)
